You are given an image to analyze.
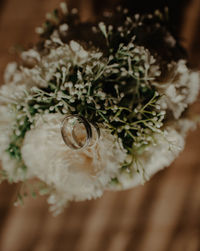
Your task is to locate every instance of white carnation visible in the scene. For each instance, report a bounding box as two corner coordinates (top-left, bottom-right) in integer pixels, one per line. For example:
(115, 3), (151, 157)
(21, 113), (127, 214)
(0, 106), (15, 155)
(0, 82), (27, 104)
(0, 105), (27, 181)
(155, 60), (200, 119)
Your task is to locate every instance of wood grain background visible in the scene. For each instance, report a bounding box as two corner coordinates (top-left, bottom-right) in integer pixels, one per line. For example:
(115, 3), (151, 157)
(0, 1), (200, 251)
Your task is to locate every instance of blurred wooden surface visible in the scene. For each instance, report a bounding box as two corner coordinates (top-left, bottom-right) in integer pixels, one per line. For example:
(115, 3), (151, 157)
(0, 1), (200, 251)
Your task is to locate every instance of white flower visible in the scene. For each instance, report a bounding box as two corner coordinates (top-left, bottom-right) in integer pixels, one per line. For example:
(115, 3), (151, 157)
(1, 153), (27, 182)
(21, 113), (127, 214)
(164, 32), (176, 47)
(4, 62), (18, 84)
(60, 2), (68, 14)
(59, 23), (69, 34)
(0, 79), (36, 182)
(0, 82), (27, 104)
(18, 41), (103, 89)
(3, 60), (39, 97)
(0, 105), (27, 181)
(0, 106), (15, 155)
(111, 119), (196, 190)
(155, 60), (200, 119)
(21, 49), (41, 63)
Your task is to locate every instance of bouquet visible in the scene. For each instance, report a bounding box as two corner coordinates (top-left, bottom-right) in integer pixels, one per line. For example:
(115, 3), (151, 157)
(0, 3), (199, 215)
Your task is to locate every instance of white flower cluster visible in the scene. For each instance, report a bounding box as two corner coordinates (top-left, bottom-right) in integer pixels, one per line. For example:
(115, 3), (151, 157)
(110, 119), (197, 190)
(20, 40), (103, 89)
(0, 4), (200, 214)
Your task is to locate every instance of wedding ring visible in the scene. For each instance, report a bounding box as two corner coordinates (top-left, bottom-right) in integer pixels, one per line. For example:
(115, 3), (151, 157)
(61, 115), (100, 150)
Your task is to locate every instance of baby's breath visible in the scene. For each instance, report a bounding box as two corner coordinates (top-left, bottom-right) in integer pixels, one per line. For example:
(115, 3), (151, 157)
(6, 7), (169, 177)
